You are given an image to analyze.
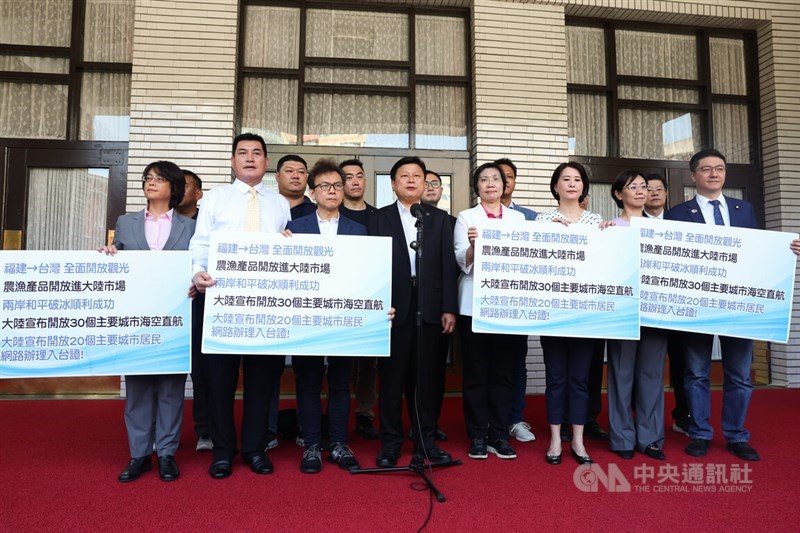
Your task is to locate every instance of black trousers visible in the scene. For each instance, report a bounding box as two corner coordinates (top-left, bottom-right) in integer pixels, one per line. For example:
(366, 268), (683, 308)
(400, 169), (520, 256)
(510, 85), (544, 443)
(432, 329), (452, 427)
(379, 298), (440, 451)
(667, 332), (689, 420)
(459, 315), (516, 440)
(190, 293), (210, 438)
(293, 356), (352, 448)
(207, 353), (284, 462)
(586, 339), (606, 424)
(542, 336), (594, 425)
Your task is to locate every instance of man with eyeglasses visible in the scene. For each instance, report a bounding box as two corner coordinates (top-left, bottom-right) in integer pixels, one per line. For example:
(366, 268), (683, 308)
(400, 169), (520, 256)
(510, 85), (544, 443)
(644, 174), (668, 219)
(284, 158), (367, 474)
(493, 158), (540, 444)
(666, 148), (760, 461)
(644, 172), (692, 438)
(421, 170), (456, 443)
(338, 159), (381, 440)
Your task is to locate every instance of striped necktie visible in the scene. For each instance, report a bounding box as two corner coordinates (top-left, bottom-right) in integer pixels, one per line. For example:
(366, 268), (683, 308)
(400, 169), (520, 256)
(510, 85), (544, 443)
(709, 199), (724, 226)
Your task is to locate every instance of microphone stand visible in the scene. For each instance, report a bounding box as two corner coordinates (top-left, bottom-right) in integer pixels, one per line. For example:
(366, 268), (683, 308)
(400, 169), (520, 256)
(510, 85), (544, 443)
(353, 203), (461, 503)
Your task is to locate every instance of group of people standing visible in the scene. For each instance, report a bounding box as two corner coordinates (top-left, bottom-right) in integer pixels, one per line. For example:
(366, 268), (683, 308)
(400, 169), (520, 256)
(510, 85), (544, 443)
(106, 134), (785, 483)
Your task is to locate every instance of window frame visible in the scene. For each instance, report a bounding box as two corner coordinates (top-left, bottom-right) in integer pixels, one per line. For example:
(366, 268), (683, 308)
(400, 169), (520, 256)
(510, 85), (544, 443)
(0, 0), (133, 141)
(566, 18), (760, 166)
(235, 0), (471, 150)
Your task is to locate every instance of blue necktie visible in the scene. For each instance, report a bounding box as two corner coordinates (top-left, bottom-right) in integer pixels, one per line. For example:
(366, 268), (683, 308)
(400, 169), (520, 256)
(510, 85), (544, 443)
(709, 199), (724, 226)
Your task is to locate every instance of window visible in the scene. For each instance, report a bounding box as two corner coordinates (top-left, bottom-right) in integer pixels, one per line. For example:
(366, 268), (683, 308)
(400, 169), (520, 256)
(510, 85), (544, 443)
(0, 0), (133, 140)
(566, 22), (757, 164)
(238, 3), (469, 150)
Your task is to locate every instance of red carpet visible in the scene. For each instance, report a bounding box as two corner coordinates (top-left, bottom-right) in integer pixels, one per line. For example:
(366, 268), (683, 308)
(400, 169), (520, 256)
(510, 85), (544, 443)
(1, 390), (798, 532)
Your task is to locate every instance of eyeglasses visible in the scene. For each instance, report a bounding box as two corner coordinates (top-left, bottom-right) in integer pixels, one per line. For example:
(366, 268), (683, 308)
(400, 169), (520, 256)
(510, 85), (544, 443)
(647, 187), (665, 193)
(424, 180), (442, 189)
(696, 165), (726, 174)
(142, 175), (167, 184)
(314, 182), (344, 192)
(625, 184), (649, 192)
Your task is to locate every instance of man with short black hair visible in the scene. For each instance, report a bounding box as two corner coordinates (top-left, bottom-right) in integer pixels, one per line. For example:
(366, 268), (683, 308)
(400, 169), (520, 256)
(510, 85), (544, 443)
(190, 133), (290, 478)
(421, 169), (454, 442)
(286, 158), (366, 474)
(667, 148), (760, 461)
(644, 173), (667, 219)
(368, 156), (458, 466)
(178, 169), (212, 452)
(276, 154), (316, 220)
(494, 158), (538, 444)
(338, 159), (380, 440)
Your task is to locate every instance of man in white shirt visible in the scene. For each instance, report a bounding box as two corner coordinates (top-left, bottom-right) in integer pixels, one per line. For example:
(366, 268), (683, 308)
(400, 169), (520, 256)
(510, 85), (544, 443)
(190, 133), (291, 479)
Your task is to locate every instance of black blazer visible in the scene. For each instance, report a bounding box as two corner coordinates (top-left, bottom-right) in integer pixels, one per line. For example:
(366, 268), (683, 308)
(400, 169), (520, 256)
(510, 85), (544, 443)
(368, 202), (458, 327)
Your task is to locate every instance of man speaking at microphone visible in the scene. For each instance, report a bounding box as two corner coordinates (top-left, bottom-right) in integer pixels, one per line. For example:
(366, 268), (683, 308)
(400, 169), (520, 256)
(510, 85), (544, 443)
(368, 156), (458, 466)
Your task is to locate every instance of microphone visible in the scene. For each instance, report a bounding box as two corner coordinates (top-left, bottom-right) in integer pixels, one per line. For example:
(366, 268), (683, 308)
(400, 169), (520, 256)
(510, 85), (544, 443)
(410, 203), (424, 220)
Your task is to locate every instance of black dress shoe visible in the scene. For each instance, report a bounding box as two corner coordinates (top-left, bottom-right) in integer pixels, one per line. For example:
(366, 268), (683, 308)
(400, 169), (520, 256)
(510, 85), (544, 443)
(643, 444), (666, 461)
(545, 452), (562, 465)
(615, 449), (634, 460)
(685, 438), (711, 457)
(570, 447), (592, 465)
(158, 455), (180, 481)
(434, 428), (448, 442)
(118, 456), (152, 482)
(726, 441), (760, 461)
(248, 453), (274, 474)
(355, 415), (380, 440)
(585, 422), (609, 441)
(427, 447), (452, 464)
(209, 459), (232, 479)
(376, 447), (400, 467)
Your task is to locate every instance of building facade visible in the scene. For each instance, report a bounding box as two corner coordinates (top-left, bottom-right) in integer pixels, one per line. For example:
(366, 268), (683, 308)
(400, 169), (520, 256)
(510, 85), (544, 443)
(1, 0), (799, 394)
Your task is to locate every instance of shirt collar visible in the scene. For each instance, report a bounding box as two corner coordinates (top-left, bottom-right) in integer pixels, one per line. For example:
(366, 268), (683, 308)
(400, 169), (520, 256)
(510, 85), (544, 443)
(696, 193), (727, 209)
(145, 208), (174, 221)
(233, 178), (265, 195)
(317, 212), (339, 225)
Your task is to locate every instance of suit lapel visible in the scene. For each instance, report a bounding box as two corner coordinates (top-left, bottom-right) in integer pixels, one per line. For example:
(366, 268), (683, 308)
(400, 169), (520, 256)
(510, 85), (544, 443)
(131, 210), (150, 250)
(163, 214), (186, 250)
(685, 198), (706, 224)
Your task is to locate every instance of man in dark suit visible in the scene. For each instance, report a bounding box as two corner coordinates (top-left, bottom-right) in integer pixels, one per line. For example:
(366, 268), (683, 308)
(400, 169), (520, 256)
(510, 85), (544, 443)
(339, 159), (381, 440)
(421, 169), (456, 443)
(645, 173), (692, 437)
(368, 156), (458, 466)
(666, 148), (760, 461)
(285, 159), (367, 474)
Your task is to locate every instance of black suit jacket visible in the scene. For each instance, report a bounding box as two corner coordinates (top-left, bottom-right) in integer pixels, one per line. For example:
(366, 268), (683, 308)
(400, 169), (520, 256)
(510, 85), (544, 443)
(368, 201), (458, 327)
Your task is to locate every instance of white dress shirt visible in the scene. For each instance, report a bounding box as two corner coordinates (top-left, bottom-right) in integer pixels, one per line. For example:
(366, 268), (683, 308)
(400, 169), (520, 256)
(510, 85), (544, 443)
(190, 178), (291, 274)
(317, 213), (339, 236)
(454, 204), (525, 316)
(397, 201), (419, 276)
(695, 193), (730, 226)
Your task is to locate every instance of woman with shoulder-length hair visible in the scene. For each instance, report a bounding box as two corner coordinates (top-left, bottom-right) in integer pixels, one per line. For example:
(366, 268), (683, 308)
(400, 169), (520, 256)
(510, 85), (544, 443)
(537, 162), (606, 466)
(99, 160), (196, 482)
(606, 169), (669, 460)
(454, 162), (526, 461)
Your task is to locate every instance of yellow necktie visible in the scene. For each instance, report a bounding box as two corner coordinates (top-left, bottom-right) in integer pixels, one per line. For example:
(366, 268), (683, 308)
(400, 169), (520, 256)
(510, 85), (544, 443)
(244, 188), (260, 232)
